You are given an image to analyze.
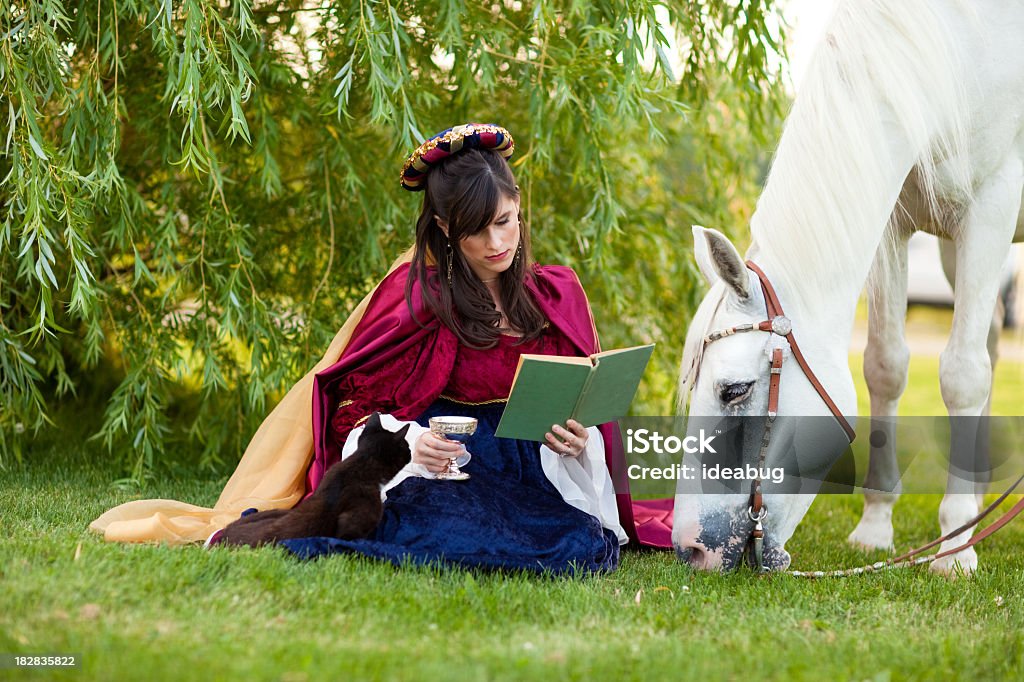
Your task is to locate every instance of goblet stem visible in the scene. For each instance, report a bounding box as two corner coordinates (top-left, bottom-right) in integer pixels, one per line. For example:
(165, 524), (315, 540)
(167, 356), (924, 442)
(436, 451), (471, 480)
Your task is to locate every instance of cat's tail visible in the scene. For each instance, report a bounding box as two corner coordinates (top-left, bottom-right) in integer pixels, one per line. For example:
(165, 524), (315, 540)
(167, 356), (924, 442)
(211, 508), (292, 548)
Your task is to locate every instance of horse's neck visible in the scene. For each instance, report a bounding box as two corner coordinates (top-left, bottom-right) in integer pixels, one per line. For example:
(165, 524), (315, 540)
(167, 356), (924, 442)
(747, 129), (917, 348)
(739, 115), (919, 423)
(744, 1), (974, 352)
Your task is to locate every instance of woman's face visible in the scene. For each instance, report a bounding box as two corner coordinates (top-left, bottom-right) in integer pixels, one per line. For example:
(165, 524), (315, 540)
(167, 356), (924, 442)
(446, 193), (521, 281)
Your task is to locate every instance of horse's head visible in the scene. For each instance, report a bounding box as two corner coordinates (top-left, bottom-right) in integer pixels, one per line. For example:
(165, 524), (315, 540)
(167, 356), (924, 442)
(672, 226), (857, 571)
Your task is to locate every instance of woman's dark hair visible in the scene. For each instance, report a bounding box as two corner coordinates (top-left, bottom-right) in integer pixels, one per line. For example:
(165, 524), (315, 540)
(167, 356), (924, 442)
(406, 148), (547, 348)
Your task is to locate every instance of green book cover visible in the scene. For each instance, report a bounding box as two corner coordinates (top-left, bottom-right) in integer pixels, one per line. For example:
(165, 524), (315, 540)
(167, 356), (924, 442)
(494, 344), (655, 442)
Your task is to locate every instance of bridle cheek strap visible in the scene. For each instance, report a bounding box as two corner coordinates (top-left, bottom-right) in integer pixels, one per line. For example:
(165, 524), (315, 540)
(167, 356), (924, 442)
(697, 264), (855, 442)
(746, 261), (856, 443)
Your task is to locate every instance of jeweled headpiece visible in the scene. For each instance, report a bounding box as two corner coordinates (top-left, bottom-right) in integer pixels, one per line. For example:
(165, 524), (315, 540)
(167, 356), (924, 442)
(400, 123), (515, 191)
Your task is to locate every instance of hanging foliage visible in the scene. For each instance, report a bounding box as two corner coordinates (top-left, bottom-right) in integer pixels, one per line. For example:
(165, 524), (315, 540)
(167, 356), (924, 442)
(0, 0), (787, 480)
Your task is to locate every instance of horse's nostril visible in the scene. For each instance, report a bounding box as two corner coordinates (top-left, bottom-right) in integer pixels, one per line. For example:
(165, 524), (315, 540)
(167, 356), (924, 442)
(687, 547), (708, 568)
(676, 545), (712, 569)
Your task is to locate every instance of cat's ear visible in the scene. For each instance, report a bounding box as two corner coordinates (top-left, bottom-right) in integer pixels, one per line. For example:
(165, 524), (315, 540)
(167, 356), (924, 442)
(395, 423), (411, 440)
(366, 412), (383, 432)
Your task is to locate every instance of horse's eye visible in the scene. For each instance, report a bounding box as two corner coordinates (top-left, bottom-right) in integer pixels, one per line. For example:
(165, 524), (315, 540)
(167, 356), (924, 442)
(718, 381), (755, 405)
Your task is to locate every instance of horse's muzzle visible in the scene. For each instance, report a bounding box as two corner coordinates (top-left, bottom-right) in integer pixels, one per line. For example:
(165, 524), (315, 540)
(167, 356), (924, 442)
(673, 507), (792, 572)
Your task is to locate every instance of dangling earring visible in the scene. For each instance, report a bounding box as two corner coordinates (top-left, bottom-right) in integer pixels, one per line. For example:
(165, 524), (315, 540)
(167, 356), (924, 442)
(446, 242), (454, 287)
(514, 213), (524, 266)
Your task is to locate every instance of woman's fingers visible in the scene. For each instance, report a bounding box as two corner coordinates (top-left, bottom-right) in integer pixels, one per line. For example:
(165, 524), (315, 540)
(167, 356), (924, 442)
(413, 431), (464, 472)
(415, 431), (462, 453)
(546, 421), (588, 458)
(431, 432), (464, 453)
(415, 455), (450, 473)
(565, 419), (588, 439)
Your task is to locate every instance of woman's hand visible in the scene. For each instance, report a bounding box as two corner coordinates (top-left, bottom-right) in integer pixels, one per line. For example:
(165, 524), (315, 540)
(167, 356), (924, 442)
(413, 431), (464, 473)
(545, 419), (589, 458)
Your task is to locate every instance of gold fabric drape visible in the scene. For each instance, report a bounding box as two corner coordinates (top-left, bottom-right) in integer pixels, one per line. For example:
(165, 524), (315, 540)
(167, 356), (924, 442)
(88, 248), (416, 544)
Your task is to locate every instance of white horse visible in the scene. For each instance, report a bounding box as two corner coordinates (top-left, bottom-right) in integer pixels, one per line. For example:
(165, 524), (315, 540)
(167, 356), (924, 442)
(674, 0), (1024, 573)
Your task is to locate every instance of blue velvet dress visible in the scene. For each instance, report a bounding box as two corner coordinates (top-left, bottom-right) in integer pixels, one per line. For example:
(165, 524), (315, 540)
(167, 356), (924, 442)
(279, 331), (621, 575)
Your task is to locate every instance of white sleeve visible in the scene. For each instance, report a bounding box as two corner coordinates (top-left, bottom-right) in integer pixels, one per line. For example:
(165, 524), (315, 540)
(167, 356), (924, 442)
(539, 426), (629, 545)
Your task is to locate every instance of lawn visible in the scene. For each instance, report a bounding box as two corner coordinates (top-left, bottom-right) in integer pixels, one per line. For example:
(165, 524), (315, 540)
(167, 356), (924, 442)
(3, 326), (1024, 681)
(848, 304), (1024, 418)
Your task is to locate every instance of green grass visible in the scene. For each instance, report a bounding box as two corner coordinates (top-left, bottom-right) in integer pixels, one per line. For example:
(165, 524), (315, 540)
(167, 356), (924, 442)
(3, 409), (1024, 681)
(851, 350), (1024, 416)
(848, 304), (1024, 417)
(3, 468), (1023, 681)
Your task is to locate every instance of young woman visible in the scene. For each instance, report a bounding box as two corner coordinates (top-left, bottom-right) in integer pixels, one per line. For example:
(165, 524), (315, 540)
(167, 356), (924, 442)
(291, 124), (627, 573)
(92, 123), (672, 565)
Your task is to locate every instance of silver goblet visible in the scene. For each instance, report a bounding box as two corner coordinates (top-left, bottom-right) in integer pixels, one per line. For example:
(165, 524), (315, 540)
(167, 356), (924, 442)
(428, 416), (477, 480)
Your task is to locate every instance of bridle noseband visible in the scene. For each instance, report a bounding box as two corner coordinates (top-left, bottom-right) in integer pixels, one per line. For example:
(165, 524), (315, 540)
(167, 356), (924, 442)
(691, 260), (856, 571)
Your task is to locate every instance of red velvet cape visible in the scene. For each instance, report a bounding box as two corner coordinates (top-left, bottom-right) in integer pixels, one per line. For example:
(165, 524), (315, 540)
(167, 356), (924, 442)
(307, 262), (673, 548)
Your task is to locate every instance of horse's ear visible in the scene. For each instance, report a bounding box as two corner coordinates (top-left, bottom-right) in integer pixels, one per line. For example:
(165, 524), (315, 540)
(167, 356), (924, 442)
(692, 226), (750, 300)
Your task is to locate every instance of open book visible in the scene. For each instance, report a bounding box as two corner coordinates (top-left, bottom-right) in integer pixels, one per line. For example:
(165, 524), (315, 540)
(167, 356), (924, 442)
(494, 344), (655, 442)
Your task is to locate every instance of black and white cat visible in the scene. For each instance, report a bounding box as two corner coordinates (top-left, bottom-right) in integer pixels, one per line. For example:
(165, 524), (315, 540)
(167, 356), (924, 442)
(213, 412), (411, 547)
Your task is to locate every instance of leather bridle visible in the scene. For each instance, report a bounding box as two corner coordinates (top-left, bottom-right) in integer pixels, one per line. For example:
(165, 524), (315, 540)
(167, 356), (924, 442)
(689, 260), (1024, 576)
(692, 261), (855, 570)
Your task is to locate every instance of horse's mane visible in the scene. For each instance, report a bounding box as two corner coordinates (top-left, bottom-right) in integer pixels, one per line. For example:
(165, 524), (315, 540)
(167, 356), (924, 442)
(750, 0), (977, 302)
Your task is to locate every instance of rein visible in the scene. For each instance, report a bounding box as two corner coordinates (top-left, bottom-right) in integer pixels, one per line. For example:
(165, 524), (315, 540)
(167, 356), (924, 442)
(693, 261), (1024, 576)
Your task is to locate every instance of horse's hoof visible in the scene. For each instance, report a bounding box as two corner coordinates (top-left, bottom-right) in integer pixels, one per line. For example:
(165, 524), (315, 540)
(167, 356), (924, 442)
(929, 546), (978, 577)
(847, 521), (895, 551)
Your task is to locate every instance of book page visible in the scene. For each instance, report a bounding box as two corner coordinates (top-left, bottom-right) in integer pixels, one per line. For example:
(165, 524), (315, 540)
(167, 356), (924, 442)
(495, 357), (593, 441)
(574, 344), (654, 426)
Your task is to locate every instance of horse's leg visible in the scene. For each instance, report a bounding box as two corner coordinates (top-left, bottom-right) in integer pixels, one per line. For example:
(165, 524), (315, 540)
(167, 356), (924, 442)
(932, 159), (1022, 576)
(849, 231), (911, 550)
(939, 238), (998, 512)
